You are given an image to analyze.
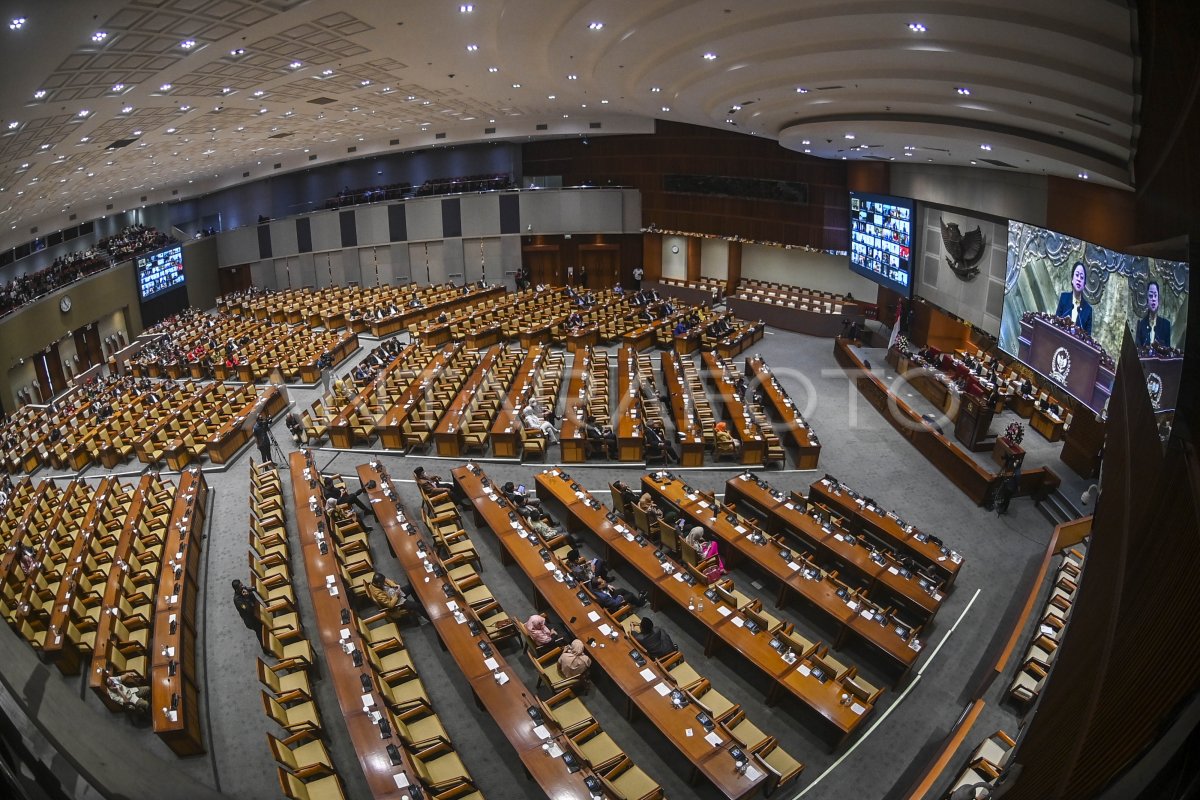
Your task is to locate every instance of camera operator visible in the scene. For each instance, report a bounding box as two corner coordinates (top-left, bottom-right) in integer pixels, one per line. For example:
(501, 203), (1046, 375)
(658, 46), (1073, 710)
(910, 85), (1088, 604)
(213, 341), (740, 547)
(252, 412), (272, 464)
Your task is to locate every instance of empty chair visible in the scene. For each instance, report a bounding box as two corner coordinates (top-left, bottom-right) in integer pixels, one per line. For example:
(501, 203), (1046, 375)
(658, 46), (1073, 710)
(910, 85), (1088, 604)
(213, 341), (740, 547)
(267, 730), (334, 774)
(262, 690), (321, 733)
(600, 756), (664, 800)
(537, 688), (594, 736)
(276, 766), (345, 800)
(751, 737), (805, 795)
(408, 740), (473, 794)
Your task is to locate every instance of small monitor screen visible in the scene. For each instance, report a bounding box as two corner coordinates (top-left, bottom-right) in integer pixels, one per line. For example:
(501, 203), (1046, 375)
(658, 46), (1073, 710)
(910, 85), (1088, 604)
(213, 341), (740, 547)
(848, 191), (916, 296)
(136, 245), (185, 300)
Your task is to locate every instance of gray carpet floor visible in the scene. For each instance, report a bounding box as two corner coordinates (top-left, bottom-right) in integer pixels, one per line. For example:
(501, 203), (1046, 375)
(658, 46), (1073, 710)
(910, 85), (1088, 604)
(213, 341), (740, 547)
(0, 322), (1080, 800)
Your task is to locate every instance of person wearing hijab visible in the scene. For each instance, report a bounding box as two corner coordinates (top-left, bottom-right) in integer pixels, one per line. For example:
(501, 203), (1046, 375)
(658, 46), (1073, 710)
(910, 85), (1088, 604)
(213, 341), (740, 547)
(714, 420), (740, 453)
(684, 525), (707, 552)
(525, 614), (563, 653)
(557, 638), (592, 680)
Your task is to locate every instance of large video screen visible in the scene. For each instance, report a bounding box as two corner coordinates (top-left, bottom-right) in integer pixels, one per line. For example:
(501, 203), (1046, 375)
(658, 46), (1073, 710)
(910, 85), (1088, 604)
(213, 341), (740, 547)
(1000, 221), (1189, 414)
(849, 191), (916, 296)
(136, 245), (185, 300)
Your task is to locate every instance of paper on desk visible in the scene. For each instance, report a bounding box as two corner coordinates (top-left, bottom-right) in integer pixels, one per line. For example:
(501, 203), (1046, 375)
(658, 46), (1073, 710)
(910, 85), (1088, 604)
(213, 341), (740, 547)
(833, 533), (844, 541)
(704, 731), (723, 747)
(446, 600), (459, 612)
(847, 600), (859, 611)
(588, 611), (601, 622)
(654, 682), (671, 696)
(534, 724), (551, 740)
(328, 586), (338, 597)
(887, 566), (899, 574)
(598, 623), (612, 636)
(484, 657), (499, 670)
(369, 497), (382, 504)
(745, 765), (764, 782)
(860, 609), (873, 619)
(494, 671), (510, 685)
(543, 561), (556, 571)
(734, 525), (747, 534)
(673, 571), (686, 582)
(697, 500), (709, 509)
(798, 664), (811, 677)
(685, 728), (694, 737)
(361, 693), (375, 708)
(851, 702), (866, 715)
(718, 605), (732, 617)
(731, 616), (745, 628)
(639, 667), (656, 682)
(393, 773), (410, 788)
(339, 628), (351, 640)
(547, 744), (564, 758)
(624, 532), (635, 542)
(787, 561), (801, 572)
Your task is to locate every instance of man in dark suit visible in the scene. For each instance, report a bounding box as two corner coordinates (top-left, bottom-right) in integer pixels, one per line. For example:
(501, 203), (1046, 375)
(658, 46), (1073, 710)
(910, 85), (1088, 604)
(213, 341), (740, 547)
(1135, 280), (1171, 347)
(1054, 261), (1093, 335)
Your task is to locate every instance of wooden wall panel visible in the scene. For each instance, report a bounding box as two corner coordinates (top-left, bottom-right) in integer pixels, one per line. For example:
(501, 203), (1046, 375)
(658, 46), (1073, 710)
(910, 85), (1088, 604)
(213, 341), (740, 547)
(1045, 177), (1136, 251)
(523, 121), (849, 250)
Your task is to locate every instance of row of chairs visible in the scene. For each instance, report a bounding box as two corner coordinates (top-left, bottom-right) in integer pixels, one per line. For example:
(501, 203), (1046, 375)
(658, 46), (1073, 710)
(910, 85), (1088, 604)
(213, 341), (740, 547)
(1009, 547), (1085, 707)
(401, 349), (480, 452)
(519, 350), (567, 461)
(447, 346), (524, 456)
(946, 730), (1016, 797)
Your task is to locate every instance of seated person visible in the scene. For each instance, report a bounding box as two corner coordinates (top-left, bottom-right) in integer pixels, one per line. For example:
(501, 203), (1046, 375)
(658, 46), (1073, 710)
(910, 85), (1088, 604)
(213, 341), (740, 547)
(644, 421), (678, 463)
(637, 307), (654, 323)
(512, 494), (541, 520)
(522, 404), (560, 443)
(502, 481), (541, 508)
(414, 466), (455, 498)
(324, 474), (371, 515)
(565, 311), (584, 330)
(557, 639), (592, 680)
(585, 415), (617, 458)
(714, 421), (740, 454)
(632, 617), (677, 660)
(105, 670), (150, 714)
(524, 614), (565, 653)
(611, 479), (638, 510)
(673, 320), (689, 337)
(564, 548), (594, 583)
(589, 575), (646, 611)
(528, 514), (561, 543)
(367, 573), (425, 620)
(1020, 378), (1033, 397)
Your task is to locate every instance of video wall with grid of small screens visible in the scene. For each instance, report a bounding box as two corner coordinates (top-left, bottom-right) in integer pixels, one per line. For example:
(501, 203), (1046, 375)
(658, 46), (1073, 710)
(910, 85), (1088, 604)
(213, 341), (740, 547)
(848, 191), (916, 296)
(136, 245), (185, 300)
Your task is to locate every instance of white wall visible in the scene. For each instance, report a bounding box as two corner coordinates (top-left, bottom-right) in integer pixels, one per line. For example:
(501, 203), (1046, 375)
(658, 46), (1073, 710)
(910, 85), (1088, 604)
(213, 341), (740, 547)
(700, 239), (729, 279)
(739, 243), (879, 297)
(890, 164), (1048, 226)
(661, 236), (688, 279)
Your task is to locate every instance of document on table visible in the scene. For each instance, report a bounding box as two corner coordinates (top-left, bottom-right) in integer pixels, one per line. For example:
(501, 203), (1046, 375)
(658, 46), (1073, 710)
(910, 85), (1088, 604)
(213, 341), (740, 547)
(654, 682), (671, 696)
(851, 702), (867, 715)
(533, 725), (551, 740)
(483, 657), (499, 671)
(718, 605), (732, 617)
(705, 731), (723, 747)
(588, 610), (601, 622)
(639, 667), (656, 682)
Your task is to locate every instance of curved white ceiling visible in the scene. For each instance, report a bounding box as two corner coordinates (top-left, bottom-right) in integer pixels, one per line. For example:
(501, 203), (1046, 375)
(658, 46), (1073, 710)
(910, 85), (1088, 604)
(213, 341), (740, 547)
(0, 0), (1137, 248)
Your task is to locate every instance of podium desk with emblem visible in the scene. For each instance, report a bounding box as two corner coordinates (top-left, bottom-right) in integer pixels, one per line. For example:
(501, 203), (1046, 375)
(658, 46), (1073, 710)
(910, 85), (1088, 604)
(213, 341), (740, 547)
(1019, 315), (1108, 411)
(1138, 353), (1183, 412)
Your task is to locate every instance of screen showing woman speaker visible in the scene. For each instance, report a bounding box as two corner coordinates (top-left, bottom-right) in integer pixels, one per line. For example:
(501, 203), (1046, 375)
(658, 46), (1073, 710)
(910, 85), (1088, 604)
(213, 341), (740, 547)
(999, 220), (1189, 414)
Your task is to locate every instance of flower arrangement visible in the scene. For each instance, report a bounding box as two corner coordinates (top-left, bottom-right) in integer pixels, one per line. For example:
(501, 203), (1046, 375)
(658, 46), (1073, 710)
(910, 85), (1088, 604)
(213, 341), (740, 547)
(1004, 421), (1025, 445)
(892, 335), (911, 355)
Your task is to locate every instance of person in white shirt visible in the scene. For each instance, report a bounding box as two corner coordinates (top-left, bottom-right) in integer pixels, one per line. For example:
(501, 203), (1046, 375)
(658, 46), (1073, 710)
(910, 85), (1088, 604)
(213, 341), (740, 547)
(522, 404), (559, 443)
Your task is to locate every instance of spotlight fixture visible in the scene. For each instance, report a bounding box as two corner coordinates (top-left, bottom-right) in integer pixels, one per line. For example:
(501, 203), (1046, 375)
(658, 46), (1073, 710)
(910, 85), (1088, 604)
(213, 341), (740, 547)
(321, 69), (334, 76)
(661, 106), (670, 112)
(980, 143), (991, 150)
(588, 22), (604, 30)
(1077, 172), (1089, 180)
(112, 83), (125, 92)
(567, 74), (578, 80)
(547, 94), (556, 100)
(360, 79), (372, 86)
(703, 52), (717, 61)
(9, 17), (26, 30)
(459, 4), (473, 12)
(908, 22), (926, 32)
(801, 139), (810, 145)
(956, 87), (971, 95)
(230, 47), (245, 56)
(91, 31), (108, 43)
(844, 133), (855, 139)
(39, 144), (49, 149)
(179, 105), (191, 111)
(600, 99), (609, 104)
(512, 83), (521, 88)
(731, 104), (742, 111)
(650, 86), (661, 93)
(796, 87), (809, 93)
(160, 83), (172, 91)
(252, 90), (265, 97)
(465, 44), (478, 52)
(77, 109), (89, 117)
(6, 121), (18, 130)
(33, 89), (46, 99)
(289, 60), (302, 69)
(488, 66), (498, 72)
(180, 39), (196, 49)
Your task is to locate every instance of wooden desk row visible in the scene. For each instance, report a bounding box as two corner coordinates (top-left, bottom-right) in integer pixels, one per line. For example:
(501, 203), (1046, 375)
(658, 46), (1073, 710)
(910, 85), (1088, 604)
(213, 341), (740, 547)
(150, 469), (208, 756)
(700, 351), (767, 465)
(641, 473), (925, 679)
(724, 474), (945, 623)
(559, 346), (602, 464)
(288, 451), (414, 798)
(744, 357), (822, 469)
(807, 477), (962, 588)
(204, 384), (289, 464)
(328, 344), (418, 449)
(535, 467), (870, 749)
(660, 350), (707, 467)
(377, 344), (462, 449)
(453, 464), (770, 800)
(616, 345), (646, 462)
(489, 344), (549, 458)
(433, 345), (504, 457)
(357, 463), (601, 799)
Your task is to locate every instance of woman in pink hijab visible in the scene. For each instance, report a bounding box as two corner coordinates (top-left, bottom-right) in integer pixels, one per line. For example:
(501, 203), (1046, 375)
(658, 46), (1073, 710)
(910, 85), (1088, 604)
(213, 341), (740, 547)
(525, 614), (562, 653)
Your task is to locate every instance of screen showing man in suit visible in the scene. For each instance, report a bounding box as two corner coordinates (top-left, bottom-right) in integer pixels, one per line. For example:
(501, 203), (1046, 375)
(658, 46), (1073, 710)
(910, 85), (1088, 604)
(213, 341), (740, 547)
(999, 220), (1189, 413)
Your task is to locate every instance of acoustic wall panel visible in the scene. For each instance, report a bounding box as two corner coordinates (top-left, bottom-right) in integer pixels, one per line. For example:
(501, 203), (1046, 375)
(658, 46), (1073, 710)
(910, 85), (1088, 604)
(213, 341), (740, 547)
(249, 259), (274, 289)
(460, 194), (500, 237)
(342, 249), (362, 286)
(500, 235), (521, 281)
(256, 224), (273, 259)
(310, 210), (341, 252)
(443, 238), (465, 283)
(270, 219), (298, 258)
(441, 198), (462, 238)
(273, 258), (290, 289)
(404, 199), (443, 242)
(359, 248), (388, 286)
(389, 242), (411, 283)
(499, 193), (521, 235)
(409, 241), (445, 283)
(296, 217), (313, 253)
(355, 205), (390, 246)
(461, 238), (503, 284)
(296, 253), (316, 288)
(388, 204), (407, 242)
(217, 226), (259, 265)
(339, 211), (358, 247)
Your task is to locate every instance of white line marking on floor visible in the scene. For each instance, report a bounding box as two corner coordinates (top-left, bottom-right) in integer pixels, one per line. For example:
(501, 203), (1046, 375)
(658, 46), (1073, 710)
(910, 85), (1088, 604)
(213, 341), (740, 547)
(791, 588), (981, 799)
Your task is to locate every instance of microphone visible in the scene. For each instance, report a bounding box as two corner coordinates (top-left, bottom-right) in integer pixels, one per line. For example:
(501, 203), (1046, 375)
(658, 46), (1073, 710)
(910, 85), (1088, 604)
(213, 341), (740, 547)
(522, 691), (544, 724)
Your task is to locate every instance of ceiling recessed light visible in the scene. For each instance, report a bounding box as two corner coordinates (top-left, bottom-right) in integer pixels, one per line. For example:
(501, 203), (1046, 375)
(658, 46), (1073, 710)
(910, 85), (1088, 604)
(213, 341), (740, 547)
(970, 160), (977, 165)
(703, 52), (717, 61)
(179, 105), (191, 111)
(6, 121), (18, 130)
(730, 104), (742, 111)
(956, 87), (971, 95)
(1077, 172), (1089, 180)
(159, 83), (172, 91)
(77, 109), (89, 117)
(289, 61), (303, 69)
(650, 86), (661, 93)
(459, 4), (473, 12)
(166, 128), (176, 134)
(132, 130), (142, 135)
(180, 39), (197, 49)
(980, 143), (991, 151)
(567, 74), (578, 80)
(259, 108), (268, 113)
(322, 69), (334, 76)
(796, 87), (809, 93)
(588, 21), (604, 30)
(801, 139), (810, 145)
(661, 106), (670, 112)
(725, 118), (734, 123)
(230, 48), (245, 56)
(512, 83), (521, 88)
(803, 149), (811, 153)
(903, 145), (915, 150)
(9, 18), (26, 30)
(33, 89), (46, 99)
(465, 44), (478, 52)
(253, 90), (265, 97)
(19, 163), (28, 169)
(39, 144), (49, 149)
(909, 22), (927, 32)
(112, 83), (125, 93)
(360, 79), (372, 86)
(547, 94), (556, 100)
(488, 66), (499, 73)
(904, 153), (913, 157)
(600, 99), (608, 104)
(844, 133), (855, 139)
(91, 31), (108, 43)
(80, 136), (89, 142)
